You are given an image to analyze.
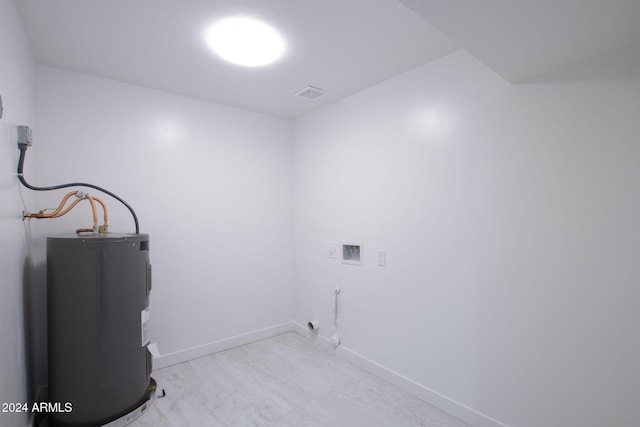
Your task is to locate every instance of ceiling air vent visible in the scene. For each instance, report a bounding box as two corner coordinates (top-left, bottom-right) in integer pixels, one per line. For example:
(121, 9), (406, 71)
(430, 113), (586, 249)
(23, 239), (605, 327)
(294, 86), (327, 99)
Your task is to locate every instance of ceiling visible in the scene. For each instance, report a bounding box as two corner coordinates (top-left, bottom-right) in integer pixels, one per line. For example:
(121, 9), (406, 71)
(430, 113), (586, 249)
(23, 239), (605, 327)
(13, 0), (640, 119)
(399, 0), (640, 83)
(13, 0), (457, 119)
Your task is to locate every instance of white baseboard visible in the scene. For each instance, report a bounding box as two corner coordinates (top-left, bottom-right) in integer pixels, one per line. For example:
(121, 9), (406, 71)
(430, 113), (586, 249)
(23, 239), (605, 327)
(152, 320), (508, 427)
(153, 322), (294, 369)
(291, 321), (508, 427)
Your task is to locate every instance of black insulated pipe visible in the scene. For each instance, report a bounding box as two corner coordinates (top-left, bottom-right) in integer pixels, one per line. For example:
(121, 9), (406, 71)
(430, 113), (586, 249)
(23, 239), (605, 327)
(17, 144), (140, 234)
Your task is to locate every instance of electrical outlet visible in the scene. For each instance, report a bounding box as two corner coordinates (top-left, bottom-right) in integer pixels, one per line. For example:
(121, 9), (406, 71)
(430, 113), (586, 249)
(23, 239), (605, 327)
(328, 246), (336, 258)
(377, 250), (386, 266)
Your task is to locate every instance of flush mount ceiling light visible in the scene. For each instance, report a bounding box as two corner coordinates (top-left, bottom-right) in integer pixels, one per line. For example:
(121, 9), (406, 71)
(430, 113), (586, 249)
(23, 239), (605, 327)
(204, 16), (286, 67)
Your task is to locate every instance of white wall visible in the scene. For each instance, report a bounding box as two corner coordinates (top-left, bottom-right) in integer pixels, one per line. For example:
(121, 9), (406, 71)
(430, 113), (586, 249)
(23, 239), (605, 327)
(11, 32), (640, 427)
(33, 67), (293, 362)
(293, 50), (640, 427)
(0, 0), (35, 426)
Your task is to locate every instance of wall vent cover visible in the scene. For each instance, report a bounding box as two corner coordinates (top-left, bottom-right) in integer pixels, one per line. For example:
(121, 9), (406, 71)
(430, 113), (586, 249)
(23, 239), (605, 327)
(294, 86), (327, 99)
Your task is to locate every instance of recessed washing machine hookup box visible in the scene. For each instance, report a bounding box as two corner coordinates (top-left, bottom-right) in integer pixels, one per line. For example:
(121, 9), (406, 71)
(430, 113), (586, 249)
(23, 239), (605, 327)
(341, 241), (363, 266)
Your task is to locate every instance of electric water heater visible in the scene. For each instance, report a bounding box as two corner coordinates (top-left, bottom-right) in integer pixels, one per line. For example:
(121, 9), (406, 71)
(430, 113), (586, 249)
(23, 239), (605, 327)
(47, 233), (153, 426)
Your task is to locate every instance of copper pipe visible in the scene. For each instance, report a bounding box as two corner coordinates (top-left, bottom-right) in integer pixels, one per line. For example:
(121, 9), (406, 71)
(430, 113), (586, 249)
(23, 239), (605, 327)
(26, 192), (107, 234)
(26, 198), (82, 218)
(26, 194), (95, 229)
(85, 195), (99, 230)
(46, 191), (76, 216)
(92, 196), (109, 229)
(49, 198), (83, 218)
(50, 198), (83, 218)
(25, 191), (76, 218)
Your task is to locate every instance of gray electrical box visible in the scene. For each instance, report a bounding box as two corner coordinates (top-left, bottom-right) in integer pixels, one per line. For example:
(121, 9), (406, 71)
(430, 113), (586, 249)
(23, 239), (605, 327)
(47, 233), (152, 426)
(17, 125), (32, 147)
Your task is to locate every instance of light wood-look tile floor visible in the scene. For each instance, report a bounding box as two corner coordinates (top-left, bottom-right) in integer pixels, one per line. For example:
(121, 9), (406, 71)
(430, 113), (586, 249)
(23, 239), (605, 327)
(133, 332), (469, 427)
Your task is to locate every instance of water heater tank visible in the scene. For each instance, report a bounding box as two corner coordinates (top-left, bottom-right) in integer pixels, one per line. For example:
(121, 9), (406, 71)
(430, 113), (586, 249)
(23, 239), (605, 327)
(47, 233), (153, 426)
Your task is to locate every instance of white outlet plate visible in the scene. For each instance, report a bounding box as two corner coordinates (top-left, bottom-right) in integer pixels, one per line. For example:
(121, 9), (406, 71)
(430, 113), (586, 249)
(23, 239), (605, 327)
(377, 250), (386, 266)
(328, 246), (336, 258)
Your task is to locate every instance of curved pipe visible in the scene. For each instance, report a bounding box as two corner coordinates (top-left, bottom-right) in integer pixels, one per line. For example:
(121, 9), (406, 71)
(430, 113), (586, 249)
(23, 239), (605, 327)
(26, 197), (82, 219)
(85, 195), (99, 231)
(92, 196), (109, 229)
(44, 191), (77, 217)
(50, 198), (83, 218)
(26, 192), (104, 233)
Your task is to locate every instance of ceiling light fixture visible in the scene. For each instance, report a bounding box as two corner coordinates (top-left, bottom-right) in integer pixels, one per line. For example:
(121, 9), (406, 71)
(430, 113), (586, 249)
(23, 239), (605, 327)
(204, 16), (286, 67)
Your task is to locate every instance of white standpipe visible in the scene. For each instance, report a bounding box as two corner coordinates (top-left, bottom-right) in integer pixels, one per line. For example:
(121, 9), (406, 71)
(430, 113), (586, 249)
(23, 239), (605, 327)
(333, 287), (340, 325)
(331, 287), (341, 347)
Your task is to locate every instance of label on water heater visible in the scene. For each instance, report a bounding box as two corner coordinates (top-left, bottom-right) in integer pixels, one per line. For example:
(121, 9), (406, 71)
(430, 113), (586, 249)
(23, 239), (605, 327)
(141, 308), (150, 346)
